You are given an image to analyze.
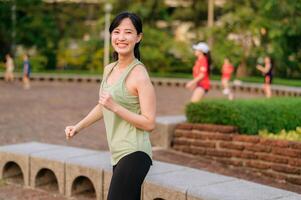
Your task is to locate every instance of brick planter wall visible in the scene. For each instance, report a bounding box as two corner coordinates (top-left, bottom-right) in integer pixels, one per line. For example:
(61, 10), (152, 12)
(172, 123), (301, 188)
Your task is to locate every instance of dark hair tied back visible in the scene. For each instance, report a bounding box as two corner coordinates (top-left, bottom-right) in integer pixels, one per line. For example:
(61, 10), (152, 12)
(109, 11), (142, 61)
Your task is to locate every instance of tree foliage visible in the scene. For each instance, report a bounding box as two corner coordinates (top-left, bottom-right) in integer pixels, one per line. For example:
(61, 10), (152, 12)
(0, 0), (300, 77)
(209, 0), (301, 78)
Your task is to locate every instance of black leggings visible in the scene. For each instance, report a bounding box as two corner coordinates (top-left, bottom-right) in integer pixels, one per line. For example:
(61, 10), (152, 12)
(107, 151), (152, 200)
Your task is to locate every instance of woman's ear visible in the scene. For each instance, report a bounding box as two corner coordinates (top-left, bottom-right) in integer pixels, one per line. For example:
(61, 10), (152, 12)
(137, 33), (143, 43)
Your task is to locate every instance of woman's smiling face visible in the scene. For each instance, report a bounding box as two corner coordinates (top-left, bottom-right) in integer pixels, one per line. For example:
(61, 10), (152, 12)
(111, 18), (142, 57)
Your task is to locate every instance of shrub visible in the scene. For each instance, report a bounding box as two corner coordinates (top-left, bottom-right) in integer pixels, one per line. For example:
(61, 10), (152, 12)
(185, 98), (301, 135)
(259, 127), (301, 142)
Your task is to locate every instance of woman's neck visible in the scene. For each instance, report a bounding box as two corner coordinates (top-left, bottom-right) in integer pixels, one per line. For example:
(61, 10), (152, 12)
(118, 54), (136, 69)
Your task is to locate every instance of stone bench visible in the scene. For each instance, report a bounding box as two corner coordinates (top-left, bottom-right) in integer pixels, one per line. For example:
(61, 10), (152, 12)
(151, 115), (187, 149)
(0, 142), (62, 186)
(65, 151), (112, 200)
(29, 145), (100, 195)
(1, 142), (300, 200)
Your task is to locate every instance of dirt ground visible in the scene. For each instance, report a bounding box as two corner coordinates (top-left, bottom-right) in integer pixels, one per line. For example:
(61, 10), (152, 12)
(0, 80), (299, 199)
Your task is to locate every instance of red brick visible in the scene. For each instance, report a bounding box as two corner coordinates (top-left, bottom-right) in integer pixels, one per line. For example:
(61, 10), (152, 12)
(289, 141), (301, 150)
(174, 129), (192, 137)
(207, 133), (233, 141)
(233, 135), (260, 143)
(191, 130), (210, 140)
(272, 148), (301, 158)
(231, 151), (257, 159)
(261, 139), (291, 148)
(261, 171), (287, 181)
(256, 153), (288, 164)
(174, 129), (184, 137)
(182, 146), (191, 154)
(271, 164), (301, 175)
(172, 145), (185, 151)
(191, 140), (216, 148)
(245, 161), (270, 170)
(176, 123), (193, 130)
(190, 146), (206, 155)
(192, 130), (233, 141)
(215, 158), (243, 167)
(286, 177), (301, 186)
(288, 159), (301, 167)
(245, 144), (271, 153)
(206, 149), (232, 158)
(259, 138), (274, 145)
(220, 142), (245, 150)
(241, 152), (258, 159)
(192, 124), (238, 133)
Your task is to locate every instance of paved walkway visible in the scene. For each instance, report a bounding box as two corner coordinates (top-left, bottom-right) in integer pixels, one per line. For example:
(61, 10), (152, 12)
(0, 80), (299, 199)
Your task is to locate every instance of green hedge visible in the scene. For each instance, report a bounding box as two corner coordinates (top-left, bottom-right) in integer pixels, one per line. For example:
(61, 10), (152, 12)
(186, 98), (301, 135)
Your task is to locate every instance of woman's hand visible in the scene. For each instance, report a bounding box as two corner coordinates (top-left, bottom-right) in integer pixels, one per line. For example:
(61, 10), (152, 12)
(65, 125), (78, 140)
(186, 80), (197, 90)
(99, 91), (118, 112)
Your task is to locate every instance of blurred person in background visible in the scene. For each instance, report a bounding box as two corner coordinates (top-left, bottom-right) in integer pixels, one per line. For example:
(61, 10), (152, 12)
(186, 42), (211, 102)
(221, 57), (234, 100)
(256, 56), (273, 98)
(4, 53), (15, 82)
(22, 54), (31, 89)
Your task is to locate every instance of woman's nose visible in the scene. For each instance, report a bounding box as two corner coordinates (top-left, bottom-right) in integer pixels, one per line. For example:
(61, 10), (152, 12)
(117, 32), (126, 40)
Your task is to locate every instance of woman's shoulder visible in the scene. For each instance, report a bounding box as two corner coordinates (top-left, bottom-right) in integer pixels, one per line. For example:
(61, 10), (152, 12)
(132, 63), (148, 75)
(129, 63), (150, 83)
(104, 62), (117, 70)
(103, 62), (117, 74)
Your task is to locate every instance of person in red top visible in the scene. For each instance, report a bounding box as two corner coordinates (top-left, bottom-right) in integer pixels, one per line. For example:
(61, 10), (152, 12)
(186, 42), (211, 102)
(221, 58), (234, 100)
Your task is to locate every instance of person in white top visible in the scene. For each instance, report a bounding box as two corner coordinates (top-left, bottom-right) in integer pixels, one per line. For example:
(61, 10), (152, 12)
(4, 53), (14, 82)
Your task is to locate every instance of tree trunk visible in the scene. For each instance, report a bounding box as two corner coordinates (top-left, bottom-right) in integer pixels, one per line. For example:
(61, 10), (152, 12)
(236, 58), (248, 78)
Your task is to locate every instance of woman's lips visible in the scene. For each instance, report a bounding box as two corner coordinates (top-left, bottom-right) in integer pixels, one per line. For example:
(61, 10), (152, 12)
(116, 43), (128, 48)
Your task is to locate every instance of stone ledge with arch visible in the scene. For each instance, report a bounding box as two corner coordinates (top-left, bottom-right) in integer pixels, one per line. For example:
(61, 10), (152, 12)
(1, 142), (300, 200)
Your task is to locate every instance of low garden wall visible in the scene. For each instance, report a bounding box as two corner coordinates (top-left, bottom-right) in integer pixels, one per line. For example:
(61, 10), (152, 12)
(172, 123), (301, 188)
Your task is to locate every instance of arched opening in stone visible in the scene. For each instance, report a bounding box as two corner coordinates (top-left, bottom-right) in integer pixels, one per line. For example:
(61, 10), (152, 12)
(71, 176), (96, 199)
(35, 168), (59, 192)
(2, 161), (24, 185)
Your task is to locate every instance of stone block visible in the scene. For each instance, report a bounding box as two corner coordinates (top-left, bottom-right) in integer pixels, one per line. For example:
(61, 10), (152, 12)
(187, 179), (300, 200)
(30, 146), (99, 194)
(0, 142), (61, 186)
(103, 170), (113, 200)
(65, 151), (111, 200)
(151, 115), (186, 149)
(144, 161), (234, 200)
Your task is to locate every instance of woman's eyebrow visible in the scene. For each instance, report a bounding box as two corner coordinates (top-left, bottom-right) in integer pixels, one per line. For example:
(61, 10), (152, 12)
(124, 28), (134, 31)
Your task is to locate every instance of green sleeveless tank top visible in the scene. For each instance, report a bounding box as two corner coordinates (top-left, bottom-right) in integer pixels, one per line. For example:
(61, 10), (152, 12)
(100, 59), (152, 165)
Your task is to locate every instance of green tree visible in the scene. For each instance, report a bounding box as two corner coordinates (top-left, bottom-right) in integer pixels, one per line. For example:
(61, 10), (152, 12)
(208, 0), (301, 78)
(0, 0), (14, 57)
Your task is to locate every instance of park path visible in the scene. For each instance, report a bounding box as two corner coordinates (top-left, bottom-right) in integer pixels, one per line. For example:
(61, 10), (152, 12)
(2, 81), (296, 199)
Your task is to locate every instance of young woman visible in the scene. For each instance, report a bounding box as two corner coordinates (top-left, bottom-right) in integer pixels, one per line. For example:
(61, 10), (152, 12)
(186, 42), (211, 102)
(65, 12), (156, 200)
(256, 56), (273, 98)
(221, 58), (234, 100)
(4, 53), (15, 82)
(22, 54), (31, 89)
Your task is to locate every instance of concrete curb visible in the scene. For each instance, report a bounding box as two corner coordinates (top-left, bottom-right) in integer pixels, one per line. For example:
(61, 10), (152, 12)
(1, 73), (300, 97)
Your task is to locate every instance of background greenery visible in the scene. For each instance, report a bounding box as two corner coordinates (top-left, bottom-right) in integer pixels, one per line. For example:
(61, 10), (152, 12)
(186, 98), (301, 135)
(1, 0), (301, 79)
